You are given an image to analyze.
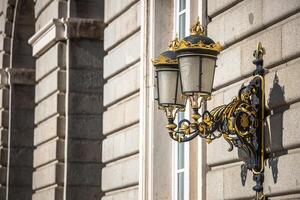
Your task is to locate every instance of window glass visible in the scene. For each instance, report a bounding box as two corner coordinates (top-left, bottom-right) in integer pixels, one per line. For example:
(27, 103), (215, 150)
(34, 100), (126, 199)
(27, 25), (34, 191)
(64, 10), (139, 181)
(177, 172), (184, 200)
(179, 13), (186, 39)
(179, 0), (186, 11)
(177, 142), (184, 169)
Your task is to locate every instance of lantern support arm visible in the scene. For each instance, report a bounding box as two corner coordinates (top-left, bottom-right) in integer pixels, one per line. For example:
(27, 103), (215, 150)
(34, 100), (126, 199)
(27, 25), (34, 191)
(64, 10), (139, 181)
(165, 74), (266, 199)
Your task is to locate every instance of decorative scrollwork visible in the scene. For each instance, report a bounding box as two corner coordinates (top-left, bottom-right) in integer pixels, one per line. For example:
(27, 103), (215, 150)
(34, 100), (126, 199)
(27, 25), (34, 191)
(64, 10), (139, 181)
(166, 78), (261, 163)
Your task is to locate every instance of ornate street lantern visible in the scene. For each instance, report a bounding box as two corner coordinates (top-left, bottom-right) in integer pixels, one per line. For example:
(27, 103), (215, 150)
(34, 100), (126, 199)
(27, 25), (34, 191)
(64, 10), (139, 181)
(153, 17), (269, 200)
(174, 19), (221, 96)
(152, 44), (186, 129)
(153, 50), (185, 109)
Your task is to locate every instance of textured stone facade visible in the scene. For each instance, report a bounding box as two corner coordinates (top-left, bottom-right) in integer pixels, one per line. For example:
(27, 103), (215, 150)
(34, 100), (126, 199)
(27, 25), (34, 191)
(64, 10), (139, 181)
(0, 0), (104, 199)
(101, 0), (141, 199)
(0, 0), (299, 200)
(206, 0), (300, 199)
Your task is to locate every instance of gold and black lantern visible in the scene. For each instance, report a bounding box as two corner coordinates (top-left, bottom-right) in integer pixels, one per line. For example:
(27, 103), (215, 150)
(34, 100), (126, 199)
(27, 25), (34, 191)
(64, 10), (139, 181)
(153, 49), (186, 109)
(153, 17), (269, 200)
(174, 19), (221, 96)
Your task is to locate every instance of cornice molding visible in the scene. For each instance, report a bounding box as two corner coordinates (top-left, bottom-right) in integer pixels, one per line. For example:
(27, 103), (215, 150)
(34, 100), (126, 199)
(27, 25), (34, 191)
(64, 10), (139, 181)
(28, 18), (104, 57)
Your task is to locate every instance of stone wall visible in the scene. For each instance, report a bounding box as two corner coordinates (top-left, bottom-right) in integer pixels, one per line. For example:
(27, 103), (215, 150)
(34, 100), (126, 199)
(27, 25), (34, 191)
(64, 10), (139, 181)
(206, 0), (300, 199)
(101, 0), (141, 199)
(0, 0), (104, 200)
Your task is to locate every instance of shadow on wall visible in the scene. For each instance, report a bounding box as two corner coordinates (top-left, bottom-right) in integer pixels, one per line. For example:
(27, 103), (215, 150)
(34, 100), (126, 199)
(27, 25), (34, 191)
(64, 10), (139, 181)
(239, 72), (289, 186)
(265, 72), (289, 184)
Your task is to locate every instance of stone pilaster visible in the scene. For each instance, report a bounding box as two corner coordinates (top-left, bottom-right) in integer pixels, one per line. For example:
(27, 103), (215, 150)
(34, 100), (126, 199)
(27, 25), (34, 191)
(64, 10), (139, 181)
(29, 17), (103, 200)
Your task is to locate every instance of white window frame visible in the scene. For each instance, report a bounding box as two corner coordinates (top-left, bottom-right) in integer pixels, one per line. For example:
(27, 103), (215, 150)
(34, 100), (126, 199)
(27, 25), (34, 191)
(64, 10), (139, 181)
(172, 0), (190, 200)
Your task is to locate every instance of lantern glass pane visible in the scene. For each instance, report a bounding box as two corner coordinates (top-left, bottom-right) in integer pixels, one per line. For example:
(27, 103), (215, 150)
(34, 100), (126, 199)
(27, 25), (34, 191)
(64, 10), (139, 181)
(179, 56), (200, 95)
(200, 57), (216, 95)
(176, 74), (186, 106)
(157, 70), (178, 105)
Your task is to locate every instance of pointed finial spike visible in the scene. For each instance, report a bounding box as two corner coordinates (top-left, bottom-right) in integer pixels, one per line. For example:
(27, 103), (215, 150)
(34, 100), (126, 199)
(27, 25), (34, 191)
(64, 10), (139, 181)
(253, 42), (266, 60)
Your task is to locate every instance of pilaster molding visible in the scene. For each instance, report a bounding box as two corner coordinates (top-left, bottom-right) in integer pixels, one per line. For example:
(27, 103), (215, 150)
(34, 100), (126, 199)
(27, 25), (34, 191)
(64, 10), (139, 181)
(28, 18), (104, 57)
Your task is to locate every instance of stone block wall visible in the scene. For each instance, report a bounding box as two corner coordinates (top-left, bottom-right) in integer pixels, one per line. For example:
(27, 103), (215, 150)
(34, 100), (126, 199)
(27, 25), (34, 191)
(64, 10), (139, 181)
(0, 0), (104, 199)
(206, 0), (300, 199)
(101, 0), (141, 199)
(0, 1), (11, 198)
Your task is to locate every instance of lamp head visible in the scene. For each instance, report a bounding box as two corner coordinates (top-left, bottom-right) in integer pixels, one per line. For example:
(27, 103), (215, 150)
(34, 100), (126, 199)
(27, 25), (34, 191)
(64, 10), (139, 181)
(173, 18), (222, 96)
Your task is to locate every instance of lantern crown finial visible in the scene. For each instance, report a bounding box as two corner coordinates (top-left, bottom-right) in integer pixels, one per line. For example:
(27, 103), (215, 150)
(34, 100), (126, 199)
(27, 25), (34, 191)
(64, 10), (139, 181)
(190, 17), (205, 36)
(168, 35), (180, 51)
(172, 17), (221, 53)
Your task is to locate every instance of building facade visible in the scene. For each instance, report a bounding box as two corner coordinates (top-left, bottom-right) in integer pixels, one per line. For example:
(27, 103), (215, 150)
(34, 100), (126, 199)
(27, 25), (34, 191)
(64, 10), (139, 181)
(0, 0), (300, 200)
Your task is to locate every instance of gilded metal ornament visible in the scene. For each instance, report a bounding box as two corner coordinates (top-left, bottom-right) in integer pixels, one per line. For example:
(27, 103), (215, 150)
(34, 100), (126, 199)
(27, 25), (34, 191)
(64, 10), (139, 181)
(172, 18), (222, 53)
(190, 17), (205, 35)
(151, 54), (178, 65)
(152, 37), (181, 65)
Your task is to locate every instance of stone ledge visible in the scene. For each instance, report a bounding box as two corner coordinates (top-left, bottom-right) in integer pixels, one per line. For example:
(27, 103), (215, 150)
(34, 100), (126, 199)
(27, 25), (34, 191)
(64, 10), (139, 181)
(104, 0), (139, 23)
(207, 0), (241, 17)
(103, 94), (139, 135)
(102, 124), (139, 163)
(102, 154), (139, 192)
(104, 31), (140, 79)
(35, 92), (65, 125)
(0, 68), (35, 87)
(34, 115), (65, 146)
(32, 186), (63, 200)
(34, 138), (64, 168)
(36, 42), (66, 82)
(29, 19), (65, 57)
(104, 1), (141, 51)
(35, 69), (66, 103)
(29, 18), (104, 57)
(102, 186), (138, 200)
(104, 62), (140, 106)
(65, 18), (104, 40)
(33, 162), (64, 190)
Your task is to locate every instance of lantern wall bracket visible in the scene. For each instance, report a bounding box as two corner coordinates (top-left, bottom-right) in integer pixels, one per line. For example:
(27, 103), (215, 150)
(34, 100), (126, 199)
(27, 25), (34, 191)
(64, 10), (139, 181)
(159, 43), (268, 200)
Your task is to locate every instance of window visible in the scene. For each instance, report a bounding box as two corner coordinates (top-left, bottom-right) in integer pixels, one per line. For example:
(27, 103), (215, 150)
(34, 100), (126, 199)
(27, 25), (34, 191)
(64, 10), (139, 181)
(172, 0), (190, 200)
